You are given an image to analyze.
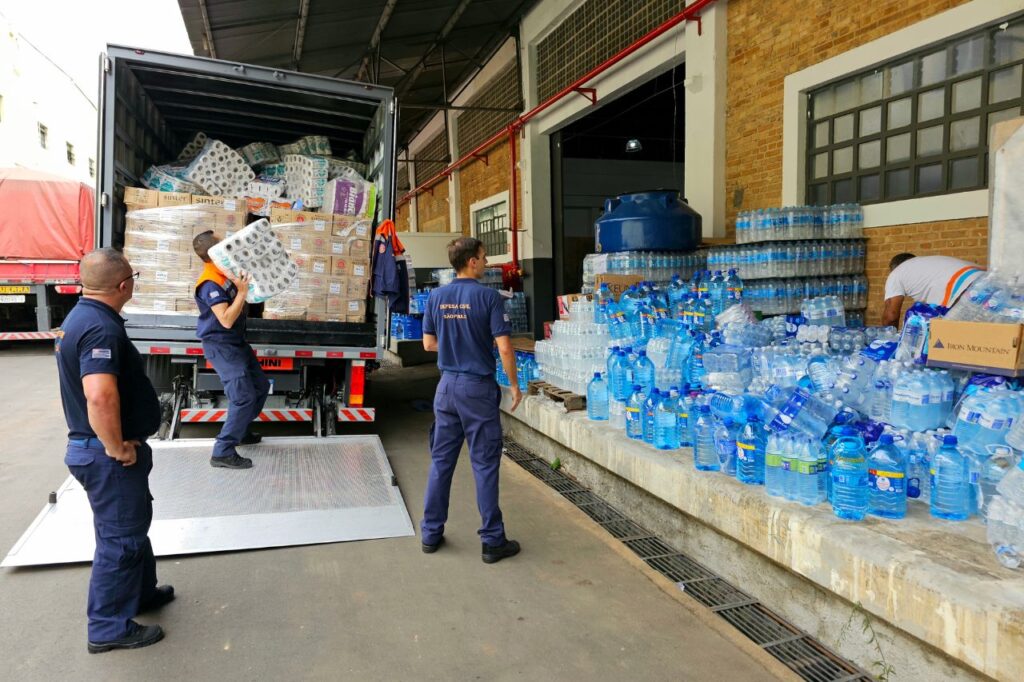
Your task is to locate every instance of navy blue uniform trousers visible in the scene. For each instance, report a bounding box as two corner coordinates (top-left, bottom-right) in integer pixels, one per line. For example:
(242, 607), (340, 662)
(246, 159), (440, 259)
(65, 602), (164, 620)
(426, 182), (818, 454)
(67, 440), (157, 642)
(422, 373), (506, 545)
(204, 341), (270, 458)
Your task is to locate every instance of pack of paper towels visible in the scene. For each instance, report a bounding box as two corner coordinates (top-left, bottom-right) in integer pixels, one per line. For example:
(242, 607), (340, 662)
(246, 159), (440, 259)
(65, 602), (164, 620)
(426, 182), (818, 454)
(207, 218), (300, 303)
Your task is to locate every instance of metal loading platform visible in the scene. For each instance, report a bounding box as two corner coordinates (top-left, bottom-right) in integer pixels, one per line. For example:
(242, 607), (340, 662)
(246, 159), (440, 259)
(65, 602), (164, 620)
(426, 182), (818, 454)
(2, 436), (414, 568)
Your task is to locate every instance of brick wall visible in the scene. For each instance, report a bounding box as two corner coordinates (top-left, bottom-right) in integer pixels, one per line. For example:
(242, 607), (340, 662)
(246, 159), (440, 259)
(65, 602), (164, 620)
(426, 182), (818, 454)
(459, 138), (518, 238)
(725, 0), (981, 322)
(416, 183), (451, 233)
(395, 202), (410, 232)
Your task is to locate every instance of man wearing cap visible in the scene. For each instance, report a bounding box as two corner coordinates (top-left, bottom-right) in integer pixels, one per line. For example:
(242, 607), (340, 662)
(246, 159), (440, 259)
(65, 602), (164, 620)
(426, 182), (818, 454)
(56, 248), (173, 652)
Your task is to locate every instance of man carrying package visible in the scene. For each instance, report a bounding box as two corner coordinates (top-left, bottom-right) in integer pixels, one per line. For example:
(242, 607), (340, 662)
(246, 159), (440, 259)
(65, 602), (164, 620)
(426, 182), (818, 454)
(192, 230), (270, 469)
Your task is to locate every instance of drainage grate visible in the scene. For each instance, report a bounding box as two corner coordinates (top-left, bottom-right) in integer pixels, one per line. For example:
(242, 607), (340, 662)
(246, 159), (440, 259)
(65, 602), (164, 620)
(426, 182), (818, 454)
(503, 437), (871, 682)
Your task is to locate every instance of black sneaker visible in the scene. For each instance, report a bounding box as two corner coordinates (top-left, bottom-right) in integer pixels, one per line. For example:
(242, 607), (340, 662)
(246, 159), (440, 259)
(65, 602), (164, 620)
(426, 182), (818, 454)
(240, 432), (263, 445)
(482, 539), (521, 564)
(88, 622), (164, 654)
(422, 536), (445, 554)
(210, 453), (253, 469)
(138, 585), (175, 615)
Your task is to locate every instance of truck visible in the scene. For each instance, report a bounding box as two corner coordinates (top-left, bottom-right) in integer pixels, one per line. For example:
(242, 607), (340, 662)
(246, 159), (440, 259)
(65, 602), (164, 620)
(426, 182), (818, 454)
(0, 168), (93, 342)
(96, 46), (397, 439)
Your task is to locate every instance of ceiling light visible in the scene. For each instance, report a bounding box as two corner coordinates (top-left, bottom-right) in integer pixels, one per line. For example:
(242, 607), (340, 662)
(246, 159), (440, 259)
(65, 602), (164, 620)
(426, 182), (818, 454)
(625, 138), (642, 153)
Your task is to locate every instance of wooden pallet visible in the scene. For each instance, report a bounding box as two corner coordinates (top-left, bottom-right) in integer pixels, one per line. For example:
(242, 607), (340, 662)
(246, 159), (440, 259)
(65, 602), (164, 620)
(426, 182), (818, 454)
(527, 380), (586, 411)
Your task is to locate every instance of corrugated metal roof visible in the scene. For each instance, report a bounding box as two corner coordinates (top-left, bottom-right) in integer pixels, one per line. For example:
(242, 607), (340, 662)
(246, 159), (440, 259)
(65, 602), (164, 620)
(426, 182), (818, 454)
(176, 0), (536, 146)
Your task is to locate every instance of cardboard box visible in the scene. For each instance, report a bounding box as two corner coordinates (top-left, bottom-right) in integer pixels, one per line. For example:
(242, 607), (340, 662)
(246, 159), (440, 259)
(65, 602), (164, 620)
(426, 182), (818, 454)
(215, 209), (249, 231)
(309, 256), (331, 276)
(269, 208), (333, 233)
(326, 295), (346, 315)
(345, 299), (367, 318)
(331, 256), (370, 278)
(347, 276), (369, 298)
(124, 187), (160, 208)
(326, 276), (347, 297)
(556, 293), (592, 320)
(331, 216), (372, 239)
(543, 321), (554, 339)
(594, 274), (643, 301)
(157, 191), (194, 207)
(926, 319), (1024, 376)
(346, 238), (370, 258)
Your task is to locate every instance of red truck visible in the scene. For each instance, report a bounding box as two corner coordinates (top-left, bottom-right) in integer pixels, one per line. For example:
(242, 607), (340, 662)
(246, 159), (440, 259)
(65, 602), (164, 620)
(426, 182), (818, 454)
(0, 167), (94, 341)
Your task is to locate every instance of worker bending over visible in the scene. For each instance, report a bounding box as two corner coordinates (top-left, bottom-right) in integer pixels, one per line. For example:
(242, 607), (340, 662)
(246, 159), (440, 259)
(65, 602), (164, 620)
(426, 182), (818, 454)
(881, 253), (983, 327)
(192, 230), (270, 470)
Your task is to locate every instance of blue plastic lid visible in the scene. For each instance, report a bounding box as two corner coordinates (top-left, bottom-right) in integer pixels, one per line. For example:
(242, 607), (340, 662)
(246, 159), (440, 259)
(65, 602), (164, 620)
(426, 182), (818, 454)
(638, 350), (647, 356)
(670, 386), (679, 392)
(943, 435), (958, 446)
(879, 434), (894, 445)
(728, 268), (737, 275)
(593, 372), (602, 378)
(633, 385), (642, 392)
(724, 417), (735, 426)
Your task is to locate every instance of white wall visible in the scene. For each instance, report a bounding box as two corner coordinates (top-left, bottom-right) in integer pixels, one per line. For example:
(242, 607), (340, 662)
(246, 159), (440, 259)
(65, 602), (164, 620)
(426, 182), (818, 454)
(0, 17), (97, 185)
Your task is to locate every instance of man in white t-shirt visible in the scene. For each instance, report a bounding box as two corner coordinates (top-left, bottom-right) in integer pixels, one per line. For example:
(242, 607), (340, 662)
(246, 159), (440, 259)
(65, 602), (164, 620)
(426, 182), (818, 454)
(881, 253), (984, 327)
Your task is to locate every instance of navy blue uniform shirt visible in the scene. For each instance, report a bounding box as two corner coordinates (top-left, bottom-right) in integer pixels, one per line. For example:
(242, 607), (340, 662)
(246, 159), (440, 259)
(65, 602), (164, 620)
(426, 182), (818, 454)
(56, 298), (161, 441)
(423, 278), (511, 378)
(195, 279), (246, 345)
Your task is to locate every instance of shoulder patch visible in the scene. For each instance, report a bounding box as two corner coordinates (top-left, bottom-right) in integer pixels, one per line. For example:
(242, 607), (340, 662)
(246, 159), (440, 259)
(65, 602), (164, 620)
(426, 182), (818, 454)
(209, 290), (219, 299)
(91, 348), (112, 359)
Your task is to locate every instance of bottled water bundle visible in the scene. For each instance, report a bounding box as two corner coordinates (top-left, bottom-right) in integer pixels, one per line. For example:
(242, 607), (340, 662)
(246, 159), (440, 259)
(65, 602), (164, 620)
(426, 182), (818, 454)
(707, 241), (866, 280)
(582, 251), (707, 292)
(735, 204), (864, 243)
(534, 320), (611, 395)
(945, 269), (1024, 324)
(743, 276), (867, 315)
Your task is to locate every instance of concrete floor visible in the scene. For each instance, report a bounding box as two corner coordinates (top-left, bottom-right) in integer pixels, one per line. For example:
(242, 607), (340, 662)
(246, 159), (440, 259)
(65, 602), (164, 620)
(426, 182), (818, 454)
(0, 344), (788, 681)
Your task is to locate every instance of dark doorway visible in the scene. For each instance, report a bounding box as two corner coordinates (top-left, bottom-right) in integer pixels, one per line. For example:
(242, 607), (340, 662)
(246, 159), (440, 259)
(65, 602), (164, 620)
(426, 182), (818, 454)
(551, 62), (685, 296)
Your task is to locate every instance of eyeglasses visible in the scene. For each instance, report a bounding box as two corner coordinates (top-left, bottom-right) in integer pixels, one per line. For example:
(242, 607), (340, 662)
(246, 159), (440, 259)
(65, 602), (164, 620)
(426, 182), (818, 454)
(119, 271), (140, 287)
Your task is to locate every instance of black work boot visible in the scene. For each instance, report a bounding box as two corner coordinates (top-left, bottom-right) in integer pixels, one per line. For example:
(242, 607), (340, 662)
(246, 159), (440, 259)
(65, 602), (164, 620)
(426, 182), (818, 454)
(210, 453), (253, 469)
(482, 539), (521, 564)
(138, 585), (175, 614)
(422, 536), (446, 554)
(240, 431), (263, 445)
(88, 622), (164, 654)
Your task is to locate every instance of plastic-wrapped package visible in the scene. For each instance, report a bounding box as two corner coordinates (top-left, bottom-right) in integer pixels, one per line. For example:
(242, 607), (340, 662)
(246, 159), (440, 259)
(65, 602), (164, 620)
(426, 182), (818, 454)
(245, 177), (288, 216)
(238, 141), (280, 167)
(283, 154), (329, 208)
(141, 165), (200, 193)
(177, 132), (208, 161)
(278, 135), (332, 157)
(325, 156), (368, 179)
(321, 169), (377, 219)
(183, 139), (257, 197)
(260, 162), (287, 178)
(207, 218), (299, 303)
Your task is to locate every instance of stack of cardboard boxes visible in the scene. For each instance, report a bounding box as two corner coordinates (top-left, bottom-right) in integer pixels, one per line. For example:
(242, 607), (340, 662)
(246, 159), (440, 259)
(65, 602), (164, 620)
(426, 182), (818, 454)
(265, 208), (371, 322)
(120, 188), (372, 323)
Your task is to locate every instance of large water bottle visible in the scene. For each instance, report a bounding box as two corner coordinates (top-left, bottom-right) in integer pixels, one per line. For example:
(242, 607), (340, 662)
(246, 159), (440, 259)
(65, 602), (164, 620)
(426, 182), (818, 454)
(905, 432), (929, 501)
(654, 391), (680, 450)
(642, 389), (661, 445)
(714, 417), (740, 476)
(677, 386), (694, 447)
(797, 437), (827, 505)
(894, 313), (927, 364)
(633, 350), (656, 395)
(986, 456), (1024, 568)
(610, 350), (632, 401)
(693, 405), (719, 471)
(725, 268), (744, 304)
(781, 435), (800, 501)
(587, 372), (609, 421)
(765, 434), (785, 497)
(667, 275), (687, 306)
(606, 345), (621, 379)
(626, 385), (646, 440)
(708, 270), (727, 316)
(737, 416), (766, 485)
(686, 334), (707, 389)
(867, 434), (907, 519)
(831, 427), (869, 521)
(594, 283), (614, 324)
(931, 435), (971, 521)
(974, 393), (1019, 451)
(807, 355), (838, 393)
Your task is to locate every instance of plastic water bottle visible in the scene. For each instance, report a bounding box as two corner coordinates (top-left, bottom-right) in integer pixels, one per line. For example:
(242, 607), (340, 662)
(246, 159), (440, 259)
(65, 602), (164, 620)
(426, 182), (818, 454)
(587, 372), (609, 421)
(895, 313), (927, 363)
(626, 385), (646, 440)
(737, 416), (766, 485)
(986, 457), (1024, 568)
(676, 386), (694, 447)
(609, 350), (631, 402)
(904, 432), (928, 501)
(931, 435), (970, 521)
(693, 405), (719, 471)
(655, 391), (680, 450)
(606, 345), (621, 378)
(643, 389), (660, 445)
(795, 437), (827, 505)
(866, 434), (907, 519)
(633, 350), (656, 395)
(725, 268), (744, 304)
(715, 417), (740, 476)
(594, 283), (614, 324)
(708, 270), (726, 315)
(781, 435), (800, 501)
(765, 432), (786, 497)
(686, 334), (707, 389)
(978, 445), (1017, 518)
(831, 427), (869, 520)
(807, 355), (837, 393)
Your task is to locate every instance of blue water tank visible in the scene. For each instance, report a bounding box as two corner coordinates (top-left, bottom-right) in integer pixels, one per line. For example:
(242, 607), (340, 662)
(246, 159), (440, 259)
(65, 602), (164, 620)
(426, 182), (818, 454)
(594, 190), (702, 253)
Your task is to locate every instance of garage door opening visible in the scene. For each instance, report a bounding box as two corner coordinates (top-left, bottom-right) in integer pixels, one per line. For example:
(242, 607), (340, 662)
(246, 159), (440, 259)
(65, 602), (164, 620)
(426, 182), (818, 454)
(551, 63), (686, 296)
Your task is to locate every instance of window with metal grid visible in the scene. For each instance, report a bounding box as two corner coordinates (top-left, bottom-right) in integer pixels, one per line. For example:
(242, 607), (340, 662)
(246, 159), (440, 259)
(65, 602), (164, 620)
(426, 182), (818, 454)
(473, 199), (509, 257)
(806, 15), (1024, 206)
(535, 0), (682, 102)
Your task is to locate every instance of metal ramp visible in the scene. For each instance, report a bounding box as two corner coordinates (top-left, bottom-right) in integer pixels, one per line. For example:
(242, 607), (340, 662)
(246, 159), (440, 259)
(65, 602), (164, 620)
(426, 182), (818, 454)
(2, 436), (414, 568)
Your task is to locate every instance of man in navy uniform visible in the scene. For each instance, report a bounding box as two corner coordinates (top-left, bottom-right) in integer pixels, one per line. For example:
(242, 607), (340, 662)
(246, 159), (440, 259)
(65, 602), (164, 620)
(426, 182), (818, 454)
(192, 230), (270, 470)
(56, 248), (173, 652)
(421, 237), (523, 564)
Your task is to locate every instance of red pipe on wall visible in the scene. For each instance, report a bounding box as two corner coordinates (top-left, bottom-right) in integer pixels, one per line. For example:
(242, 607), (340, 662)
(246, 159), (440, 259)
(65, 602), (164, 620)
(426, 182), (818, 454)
(399, 0), (717, 270)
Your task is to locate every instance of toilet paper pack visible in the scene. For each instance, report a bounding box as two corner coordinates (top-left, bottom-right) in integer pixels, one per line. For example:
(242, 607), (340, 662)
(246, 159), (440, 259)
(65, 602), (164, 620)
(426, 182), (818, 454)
(283, 154), (329, 208)
(321, 171), (377, 219)
(177, 132), (209, 161)
(238, 141), (280, 167)
(184, 139), (257, 198)
(278, 135), (332, 157)
(325, 157), (368, 179)
(207, 218), (299, 303)
(142, 165), (200, 194)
